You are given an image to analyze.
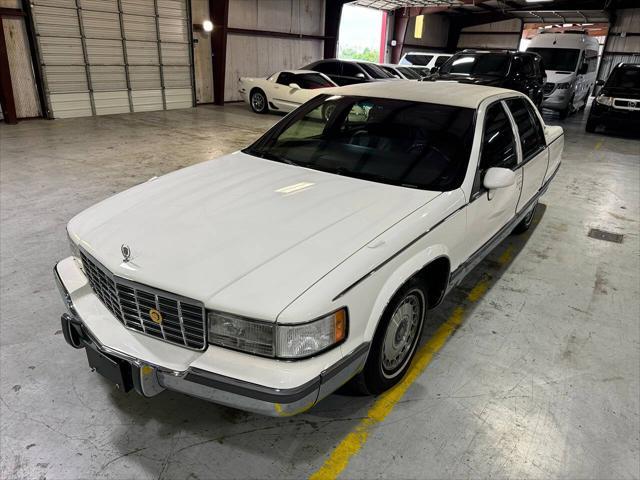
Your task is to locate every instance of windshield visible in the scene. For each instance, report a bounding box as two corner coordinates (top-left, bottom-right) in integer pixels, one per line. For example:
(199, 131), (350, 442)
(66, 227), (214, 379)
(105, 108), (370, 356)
(528, 48), (580, 72)
(439, 53), (511, 77)
(358, 63), (393, 79)
(380, 65), (401, 78)
(606, 66), (640, 89)
(244, 95), (476, 191)
(296, 73), (335, 89)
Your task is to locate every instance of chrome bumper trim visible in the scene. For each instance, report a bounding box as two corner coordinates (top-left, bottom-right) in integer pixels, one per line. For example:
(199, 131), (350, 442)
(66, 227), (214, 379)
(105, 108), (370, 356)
(54, 262), (370, 416)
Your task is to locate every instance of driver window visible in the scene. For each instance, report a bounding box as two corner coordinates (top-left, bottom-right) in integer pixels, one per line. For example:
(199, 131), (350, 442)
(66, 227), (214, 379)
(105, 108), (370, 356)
(479, 102), (518, 172)
(276, 72), (294, 86)
(342, 63), (364, 78)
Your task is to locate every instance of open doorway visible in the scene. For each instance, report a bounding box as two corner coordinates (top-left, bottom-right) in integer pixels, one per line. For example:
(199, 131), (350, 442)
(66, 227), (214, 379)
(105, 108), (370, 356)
(338, 5), (385, 63)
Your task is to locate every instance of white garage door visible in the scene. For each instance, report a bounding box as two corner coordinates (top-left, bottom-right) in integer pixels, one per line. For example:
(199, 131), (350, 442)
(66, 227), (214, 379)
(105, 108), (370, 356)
(31, 0), (193, 118)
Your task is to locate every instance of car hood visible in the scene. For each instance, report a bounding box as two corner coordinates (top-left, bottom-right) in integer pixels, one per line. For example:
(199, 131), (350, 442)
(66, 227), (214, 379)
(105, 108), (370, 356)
(69, 151), (440, 321)
(601, 86), (640, 100)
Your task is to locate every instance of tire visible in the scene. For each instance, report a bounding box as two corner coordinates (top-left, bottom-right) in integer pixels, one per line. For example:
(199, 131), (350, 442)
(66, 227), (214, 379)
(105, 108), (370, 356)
(321, 102), (336, 122)
(250, 89), (268, 114)
(512, 201), (538, 234)
(559, 96), (574, 120)
(585, 118), (597, 133)
(352, 278), (427, 395)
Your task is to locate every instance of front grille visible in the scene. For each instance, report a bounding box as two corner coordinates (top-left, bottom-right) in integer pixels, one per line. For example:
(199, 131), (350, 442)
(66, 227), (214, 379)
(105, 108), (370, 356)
(543, 82), (556, 96)
(80, 251), (207, 350)
(613, 99), (640, 110)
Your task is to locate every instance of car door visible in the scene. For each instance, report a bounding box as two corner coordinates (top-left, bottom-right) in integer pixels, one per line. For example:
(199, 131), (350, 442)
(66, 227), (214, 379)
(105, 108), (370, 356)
(463, 101), (522, 260)
(270, 72), (297, 111)
(505, 97), (549, 213)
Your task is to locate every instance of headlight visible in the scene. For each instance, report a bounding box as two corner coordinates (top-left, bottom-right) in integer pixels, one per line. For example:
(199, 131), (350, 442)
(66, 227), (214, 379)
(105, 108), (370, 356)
(208, 308), (348, 359)
(595, 95), (614, 107)
(556, 82), (571, 89)
(67, 229), (80, 258)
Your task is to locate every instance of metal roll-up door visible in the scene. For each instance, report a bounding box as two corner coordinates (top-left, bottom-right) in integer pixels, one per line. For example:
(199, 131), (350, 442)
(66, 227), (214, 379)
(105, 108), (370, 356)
(30, 0), (193, 118)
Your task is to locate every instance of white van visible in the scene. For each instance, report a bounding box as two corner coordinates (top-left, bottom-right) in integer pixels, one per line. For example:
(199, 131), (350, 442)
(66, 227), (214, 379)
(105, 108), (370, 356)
(399, 52), (453, 70)
(526, 32), (600, 118)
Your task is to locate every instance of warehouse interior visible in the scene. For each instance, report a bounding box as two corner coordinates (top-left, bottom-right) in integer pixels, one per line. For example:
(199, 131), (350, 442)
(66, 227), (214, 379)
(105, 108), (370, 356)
(1, 0), (639, 479)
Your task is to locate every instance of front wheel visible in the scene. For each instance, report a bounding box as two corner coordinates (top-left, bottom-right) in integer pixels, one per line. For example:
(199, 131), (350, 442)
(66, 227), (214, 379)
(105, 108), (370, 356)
(512, 201), (538, 234)
(353, 279), (427, 395)
(559, 96), (574, 120)
(250, 89), (268, 114)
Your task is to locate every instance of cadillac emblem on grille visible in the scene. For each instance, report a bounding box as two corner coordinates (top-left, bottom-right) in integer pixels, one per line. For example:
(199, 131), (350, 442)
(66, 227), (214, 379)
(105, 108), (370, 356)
(149, 308), (163, 325)
(121, 244), (131, 262)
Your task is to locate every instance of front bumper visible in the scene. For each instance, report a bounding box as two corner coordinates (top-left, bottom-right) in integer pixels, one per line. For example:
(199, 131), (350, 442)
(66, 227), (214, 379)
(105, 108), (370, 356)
(54, 258), (369, 416)
(588, 103), (640, 131)
(542, 91), (571, 110)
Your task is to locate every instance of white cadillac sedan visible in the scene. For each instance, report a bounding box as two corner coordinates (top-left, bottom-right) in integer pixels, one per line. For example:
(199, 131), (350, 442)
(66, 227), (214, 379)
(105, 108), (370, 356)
(55, 81), (563, 416)
(239, 69), (337, 114)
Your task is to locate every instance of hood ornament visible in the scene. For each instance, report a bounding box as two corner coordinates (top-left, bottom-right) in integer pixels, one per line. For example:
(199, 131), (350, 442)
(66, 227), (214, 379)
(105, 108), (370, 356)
(121, 244), (131, 263)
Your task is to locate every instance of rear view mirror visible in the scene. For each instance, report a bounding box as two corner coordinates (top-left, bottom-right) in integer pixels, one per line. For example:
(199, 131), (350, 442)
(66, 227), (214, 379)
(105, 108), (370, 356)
(289, 83), (301, 89)
(484, 167), (516, 190)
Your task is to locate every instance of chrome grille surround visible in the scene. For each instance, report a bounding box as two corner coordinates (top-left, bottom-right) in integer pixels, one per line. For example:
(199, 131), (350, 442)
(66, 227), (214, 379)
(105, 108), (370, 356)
(543, 82), (556, 96)
(80, 250), (207, 351)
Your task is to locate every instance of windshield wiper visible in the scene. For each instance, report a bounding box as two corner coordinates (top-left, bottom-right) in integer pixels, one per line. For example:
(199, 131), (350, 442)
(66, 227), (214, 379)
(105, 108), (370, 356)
(252, 150), (300, 167)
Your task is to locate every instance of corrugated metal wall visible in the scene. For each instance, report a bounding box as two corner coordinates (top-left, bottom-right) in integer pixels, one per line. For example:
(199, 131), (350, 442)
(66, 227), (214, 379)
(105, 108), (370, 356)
(598, 8), (640, 83)
(458, 19), (522, 50)
(224, 0), (324, 102)
(401, 14), (449, 55)
(30, 0), (194, 118)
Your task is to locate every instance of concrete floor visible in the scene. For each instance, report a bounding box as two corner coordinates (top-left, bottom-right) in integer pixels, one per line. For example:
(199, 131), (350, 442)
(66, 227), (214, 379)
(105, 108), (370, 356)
(1, 103), (638, 480)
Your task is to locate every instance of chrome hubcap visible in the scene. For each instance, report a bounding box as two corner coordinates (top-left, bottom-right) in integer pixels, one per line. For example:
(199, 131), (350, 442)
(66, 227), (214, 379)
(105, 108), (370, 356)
(252, 93), (265, 111)
(382, 291), (422, 377)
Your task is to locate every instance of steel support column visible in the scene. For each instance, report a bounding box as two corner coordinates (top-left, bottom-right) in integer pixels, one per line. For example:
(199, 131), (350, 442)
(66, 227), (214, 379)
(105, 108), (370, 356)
(323, 0), (349, 59)
(0, 18), (17, 124)
(210, 0), (228, 105)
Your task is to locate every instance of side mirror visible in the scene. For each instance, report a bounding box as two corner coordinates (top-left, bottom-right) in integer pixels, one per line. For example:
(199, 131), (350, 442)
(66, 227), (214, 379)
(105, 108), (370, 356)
(355, 72), (366, 79)
(595, 79), (605, 86)
(578, 63), (588, 75)
(289, 83), (301, 89)
(484, 167), (516, 190)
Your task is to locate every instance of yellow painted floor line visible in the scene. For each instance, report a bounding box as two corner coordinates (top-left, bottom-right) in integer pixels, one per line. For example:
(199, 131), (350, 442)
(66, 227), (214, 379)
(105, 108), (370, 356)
(595, 140), (604, 150)
(309, 272), (496, 480)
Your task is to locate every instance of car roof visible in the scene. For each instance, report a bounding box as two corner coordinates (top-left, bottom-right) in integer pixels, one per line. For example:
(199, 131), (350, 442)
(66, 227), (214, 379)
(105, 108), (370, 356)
(323, 80), (518, 109)
(279, 69), (324, 75)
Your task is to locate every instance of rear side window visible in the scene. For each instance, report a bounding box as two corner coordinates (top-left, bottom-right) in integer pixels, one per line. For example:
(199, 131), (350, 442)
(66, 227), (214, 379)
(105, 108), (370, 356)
(480, 103), (517, 171)
(506, 98), (546, 160)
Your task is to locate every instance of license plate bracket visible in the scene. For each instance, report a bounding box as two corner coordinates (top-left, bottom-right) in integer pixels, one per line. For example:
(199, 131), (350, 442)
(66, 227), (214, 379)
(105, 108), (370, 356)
(85, 346), (133, 392)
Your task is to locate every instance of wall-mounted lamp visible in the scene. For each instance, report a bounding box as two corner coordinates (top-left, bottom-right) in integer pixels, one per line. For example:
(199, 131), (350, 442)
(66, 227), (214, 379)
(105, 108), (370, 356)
(203, 20), (213, 32)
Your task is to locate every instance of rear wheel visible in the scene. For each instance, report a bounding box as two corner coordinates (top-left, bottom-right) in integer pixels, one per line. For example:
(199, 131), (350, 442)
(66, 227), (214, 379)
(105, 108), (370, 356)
(352, 279), (427, 395)
(250, 89), (268, 114)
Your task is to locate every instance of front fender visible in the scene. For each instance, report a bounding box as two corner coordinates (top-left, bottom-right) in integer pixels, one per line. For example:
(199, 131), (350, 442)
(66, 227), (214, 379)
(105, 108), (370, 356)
(363, 245), (449, 341)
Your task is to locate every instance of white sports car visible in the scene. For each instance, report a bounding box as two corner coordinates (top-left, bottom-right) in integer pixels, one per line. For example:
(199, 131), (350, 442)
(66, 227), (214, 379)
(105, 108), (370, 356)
(239, 69), (337, 114)
(56, 81), (563, 416)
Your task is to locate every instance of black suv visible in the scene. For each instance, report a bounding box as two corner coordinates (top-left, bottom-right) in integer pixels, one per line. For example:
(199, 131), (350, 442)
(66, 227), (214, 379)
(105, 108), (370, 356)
(427, 50), (546, 108)
(586, 63), (640, 134)
(303, 59), (395, 86)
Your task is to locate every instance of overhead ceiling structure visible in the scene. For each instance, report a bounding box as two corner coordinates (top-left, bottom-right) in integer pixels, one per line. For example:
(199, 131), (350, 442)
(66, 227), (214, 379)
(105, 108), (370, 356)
(350, 0), (631, 22)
